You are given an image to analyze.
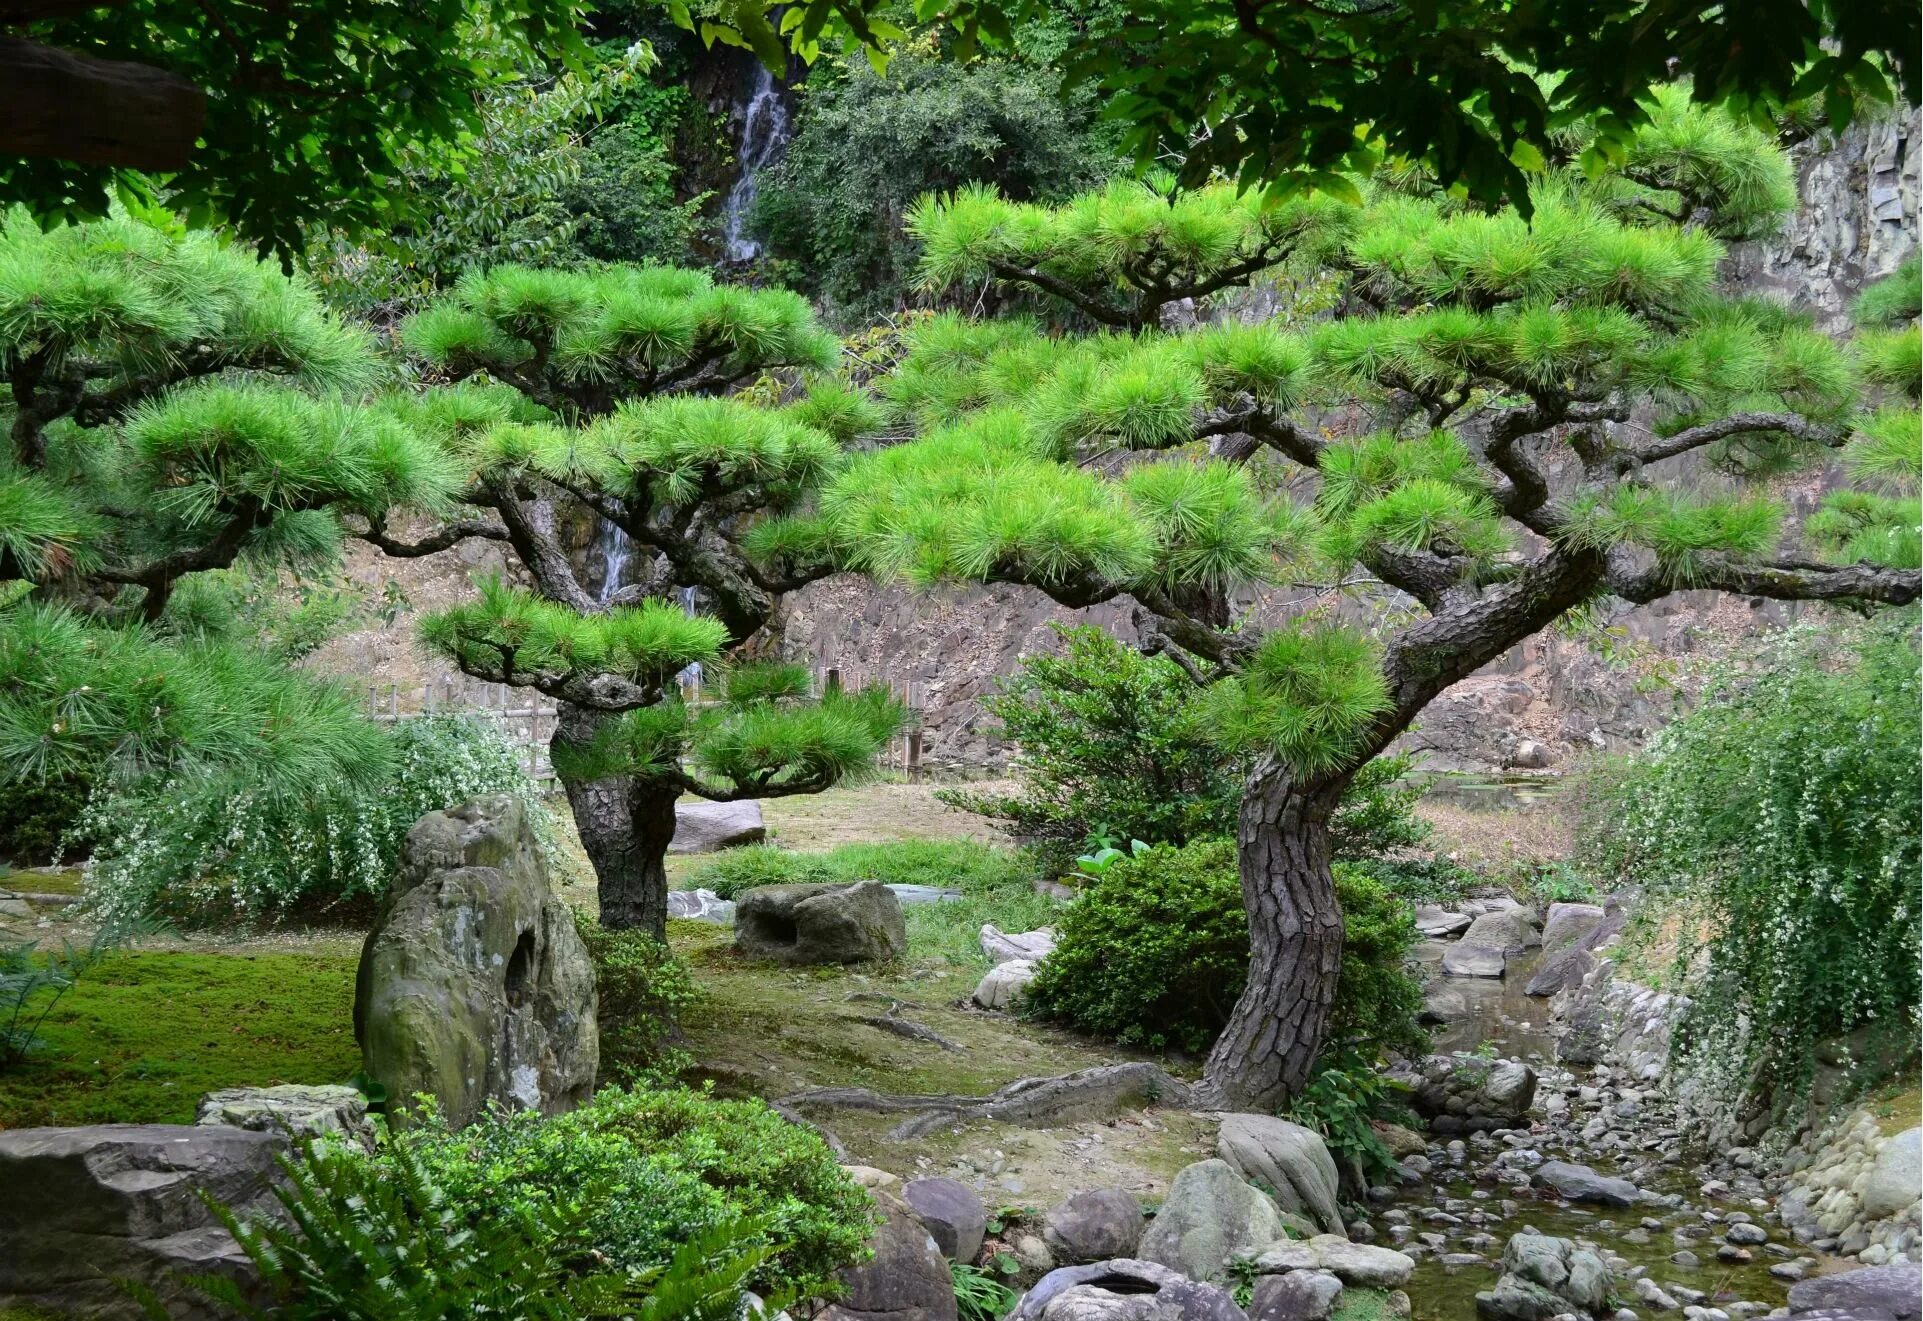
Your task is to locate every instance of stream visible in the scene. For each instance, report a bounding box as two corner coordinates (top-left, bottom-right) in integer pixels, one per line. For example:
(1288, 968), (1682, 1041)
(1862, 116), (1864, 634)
(1373, 946), (1841, 1321)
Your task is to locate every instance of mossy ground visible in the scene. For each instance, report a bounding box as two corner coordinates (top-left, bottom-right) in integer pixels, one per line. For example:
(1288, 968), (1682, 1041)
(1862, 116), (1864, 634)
(0, 950), (360, 1128)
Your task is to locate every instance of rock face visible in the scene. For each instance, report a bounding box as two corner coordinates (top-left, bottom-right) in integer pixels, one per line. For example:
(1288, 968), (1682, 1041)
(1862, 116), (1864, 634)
(0, 1123), (287, 1318)
(354, 794), (597, 1128)
(669, 799), (765, 853)
(1215, 1114), (1346, 1236)
(1253, 1236), (1415, 1289)
(195, 1084), (372, 1145)
(736, 881), (907, 964)
(902, 1177), (987, 1262)
(1862, 1127), (1922, 1220)
(1524, 904), (1628, 998)
(1441, 943), (1508, 979)
(1249, 1271), (1344, 1321)
(1017, 1260), (1245, 1321)
(823, 1190), (959, 1321)
(1404, 1055), (1537, 1128)
(974, 959), (1038, 1011)
(1475, 1232), (1612, 1321)
(1787, 1262), (1923, 1319)
(1137, 1159), (1285, 1283)
(667, 887), (737, 923)
(1044, 1190), (1147, 1264)
(1533, 1160), (1639, 1208)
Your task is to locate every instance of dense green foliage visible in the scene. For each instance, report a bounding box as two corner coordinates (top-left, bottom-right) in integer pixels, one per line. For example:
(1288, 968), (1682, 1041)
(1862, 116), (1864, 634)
(691, 0), (1914, 222)
(1578, 613), (1922, 1112)
(576, 916), (702, 1081)
(393, 1086), (874, 1298)
(754, 53), (1118, 319)
(940, 624), (1433, 865)
(1024, 840), (1425, 1059)
(78, 715), (543, 927)
(5, 1), (588, 260)
(0, 774), (89, 865)
(142, 1139), (778, 1321)
(0, 951), (358, 1128)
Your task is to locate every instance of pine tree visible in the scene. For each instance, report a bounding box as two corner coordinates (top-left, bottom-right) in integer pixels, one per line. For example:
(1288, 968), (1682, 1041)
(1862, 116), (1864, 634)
(394, 266), (901, 935)
(766, 96), (1921, 1109)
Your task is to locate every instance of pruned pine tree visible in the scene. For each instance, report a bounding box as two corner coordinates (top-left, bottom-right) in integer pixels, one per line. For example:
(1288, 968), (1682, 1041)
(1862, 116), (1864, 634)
(395, 266), (901, 936)
(762, 104), (1922, 1109)
(0, 212), (458, 622)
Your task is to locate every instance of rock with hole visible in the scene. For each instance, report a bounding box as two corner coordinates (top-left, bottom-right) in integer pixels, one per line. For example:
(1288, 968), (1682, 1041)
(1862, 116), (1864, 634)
(736, 881), (908, 965)
(354, 794), (597, 1129)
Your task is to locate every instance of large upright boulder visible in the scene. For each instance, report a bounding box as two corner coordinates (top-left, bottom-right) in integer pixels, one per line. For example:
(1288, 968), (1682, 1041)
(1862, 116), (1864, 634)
(736, 881), (907, 964)
(1138, 1159), (1285, 1283)
(1044, 1190), (1148, 1264)
(821, 1190), (958, 1321)
(0, 1123), (287, 1318)
(354, 794), (597, 1128)
(1216, 1114), (1346, 1236)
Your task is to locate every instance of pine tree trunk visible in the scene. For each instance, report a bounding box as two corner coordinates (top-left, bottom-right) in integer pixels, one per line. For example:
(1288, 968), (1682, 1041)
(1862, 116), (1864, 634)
(1197, 760), (1347, 1112)
(554, 705), (677, 939)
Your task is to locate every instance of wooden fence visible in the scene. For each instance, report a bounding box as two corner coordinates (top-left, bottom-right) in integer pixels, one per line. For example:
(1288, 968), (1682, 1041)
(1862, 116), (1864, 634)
(364, 667), (928, 790)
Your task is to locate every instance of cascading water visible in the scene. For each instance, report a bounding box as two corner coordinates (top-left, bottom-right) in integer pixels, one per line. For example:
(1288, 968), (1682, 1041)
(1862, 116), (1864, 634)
(720, 62), (791, 261)
(676, 586), (705, 690)
(595, 517), (633, 605)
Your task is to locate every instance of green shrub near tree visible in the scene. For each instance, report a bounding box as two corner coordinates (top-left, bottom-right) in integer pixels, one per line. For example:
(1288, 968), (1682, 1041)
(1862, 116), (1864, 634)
(1025, 839), (1426, 1061)
(77, 715), (546, 927)
(391, 1086), (874, 1300)
(576, 915), (702, 1082)
(1578, 612), (1922, 1118)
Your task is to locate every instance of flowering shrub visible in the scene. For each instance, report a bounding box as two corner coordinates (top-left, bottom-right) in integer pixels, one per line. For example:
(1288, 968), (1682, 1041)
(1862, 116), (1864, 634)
(1579, 612), (1921, 1115)
(80, 716), (547, 927)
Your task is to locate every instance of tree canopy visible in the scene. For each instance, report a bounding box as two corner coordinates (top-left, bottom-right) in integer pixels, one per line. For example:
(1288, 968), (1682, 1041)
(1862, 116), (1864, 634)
(1, 0), (587, 261)
(748, 94), (1919, 1107)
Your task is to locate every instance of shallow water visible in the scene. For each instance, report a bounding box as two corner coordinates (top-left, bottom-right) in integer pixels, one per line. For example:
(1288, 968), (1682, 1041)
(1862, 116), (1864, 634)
(1385, 948), (1831, 1321)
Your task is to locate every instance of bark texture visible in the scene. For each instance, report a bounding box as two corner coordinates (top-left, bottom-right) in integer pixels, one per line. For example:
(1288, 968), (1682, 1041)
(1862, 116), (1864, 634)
(554, 704), (677, 938)
(1196, 764), (1348, 1112)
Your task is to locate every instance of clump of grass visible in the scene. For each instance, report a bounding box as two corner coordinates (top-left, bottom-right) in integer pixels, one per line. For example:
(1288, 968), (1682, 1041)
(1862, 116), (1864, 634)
(0, 950), (359, 1127)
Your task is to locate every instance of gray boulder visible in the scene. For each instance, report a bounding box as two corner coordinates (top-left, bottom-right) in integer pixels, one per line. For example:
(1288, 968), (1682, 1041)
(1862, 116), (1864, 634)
(196, 1084), (371, 1145)
(982, 924), (1057, 962)
(669, 800), (765, 853)
(354, 794), (597, 1129)
(1250, 1272), (1344, 1321)
(822, 1191), (959, 1321)
(1414, 906), (1474, 938)
(1137, 1158), (1285, 1282)
(667, 887), (737, 923)
(736, 881), (907, 965)
(1018, 1261), (1244, 1321)
(1406, 1055), (1537, 1126)
(974, 959), (1039, 1011)
(1043, 1190), (1147, 1264)
(1493, 1233), (1611, 1313)
(1788, 1263), (1922, 1319)
(1441, 943), (1508, 979)
(1524, 904), (1628, 998)
(902, 1177), (987, 1262)
(1476, 1274), (1577, 1321)
(1534, 1161), (1639, 1208)
(1252, 1236), (1415, 1289)
(1216, 1114), (1346, 1236)
(1539, 903), (1606, 955)
(1861, 1127), (1922, 1220)
(1460, 910), (1541, 954)
(0, 1123), (287, 1318)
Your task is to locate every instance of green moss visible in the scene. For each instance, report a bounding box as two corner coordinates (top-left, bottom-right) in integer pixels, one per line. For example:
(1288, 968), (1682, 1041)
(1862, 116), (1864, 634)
(0, 950), (360, 1128)
(1332, 1287), (1398, 1321)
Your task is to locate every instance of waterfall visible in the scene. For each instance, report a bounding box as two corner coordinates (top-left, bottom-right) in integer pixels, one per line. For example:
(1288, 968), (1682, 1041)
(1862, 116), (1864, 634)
(596, 517), (633, 606)
(720, 62), (791, 261)
(677, 585), (705, 690)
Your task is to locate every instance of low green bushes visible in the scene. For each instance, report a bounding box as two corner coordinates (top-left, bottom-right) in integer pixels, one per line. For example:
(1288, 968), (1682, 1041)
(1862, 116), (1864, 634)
(1024, 839), (1426, 1060)
(575, 916), (701, 1082)
(391, 1086), (875, 1299)
(79, 715), (547, 927)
